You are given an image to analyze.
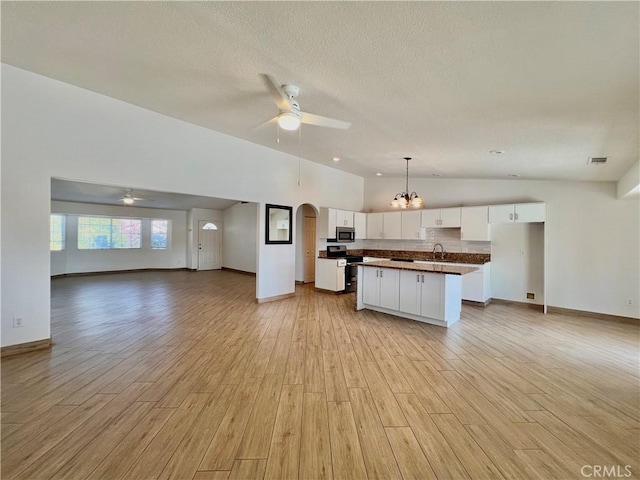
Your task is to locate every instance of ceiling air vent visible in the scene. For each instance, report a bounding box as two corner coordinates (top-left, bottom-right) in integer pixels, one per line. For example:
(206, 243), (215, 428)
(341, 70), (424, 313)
(587, 157), (608, 164)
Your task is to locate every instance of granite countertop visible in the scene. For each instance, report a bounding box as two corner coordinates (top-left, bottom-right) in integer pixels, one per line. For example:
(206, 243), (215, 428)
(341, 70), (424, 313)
(318, 250), (490, 264)
(358, 260), (478, 275)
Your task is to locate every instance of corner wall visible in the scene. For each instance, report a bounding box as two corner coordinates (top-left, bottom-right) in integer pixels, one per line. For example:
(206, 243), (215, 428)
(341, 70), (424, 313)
(223, 202), (258, 273)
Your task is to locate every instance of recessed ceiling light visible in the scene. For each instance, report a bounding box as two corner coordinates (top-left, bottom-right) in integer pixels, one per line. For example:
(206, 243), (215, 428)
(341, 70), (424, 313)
(508, 174), (520, 177)
(332, 157), (340, 162)
(376, 172), (382, 176)
(490, 150), (505, 155)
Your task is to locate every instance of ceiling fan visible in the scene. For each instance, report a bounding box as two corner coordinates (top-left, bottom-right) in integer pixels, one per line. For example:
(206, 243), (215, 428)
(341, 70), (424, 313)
(118, 189), (153, 205)
(261, 74), (350, 131)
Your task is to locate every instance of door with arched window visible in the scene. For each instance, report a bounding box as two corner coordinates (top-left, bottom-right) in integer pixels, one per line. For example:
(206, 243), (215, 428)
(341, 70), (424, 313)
(198, 221), (221, 270)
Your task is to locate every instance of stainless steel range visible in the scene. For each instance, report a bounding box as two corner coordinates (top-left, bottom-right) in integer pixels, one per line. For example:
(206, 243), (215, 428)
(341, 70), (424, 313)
(326, 245), (363, 293)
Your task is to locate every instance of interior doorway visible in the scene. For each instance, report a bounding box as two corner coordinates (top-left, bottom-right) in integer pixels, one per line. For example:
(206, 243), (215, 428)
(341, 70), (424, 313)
(295, 204), (317, 284)
(198, 221), (221, 270)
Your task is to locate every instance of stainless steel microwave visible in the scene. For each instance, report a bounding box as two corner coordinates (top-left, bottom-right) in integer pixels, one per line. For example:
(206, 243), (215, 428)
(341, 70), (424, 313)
(335, 226), (355, 243)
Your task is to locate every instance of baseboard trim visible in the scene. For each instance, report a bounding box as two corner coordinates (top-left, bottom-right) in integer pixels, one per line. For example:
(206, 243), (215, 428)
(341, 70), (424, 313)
(314, 287), (342, 295)
(462, 298), (492, 307)
(256, 292), (296, 304)
(221, 267), (256, 277)
(52, 268), (189, 278)
(1, 338), (52, 357)
(547, 306), (638, 324)
(491, 298), (544, 312)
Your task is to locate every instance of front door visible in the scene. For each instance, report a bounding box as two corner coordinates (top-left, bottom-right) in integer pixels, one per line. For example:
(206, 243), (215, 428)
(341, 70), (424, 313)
(198, 221), (221, 270)
(304, 216), (316, 283)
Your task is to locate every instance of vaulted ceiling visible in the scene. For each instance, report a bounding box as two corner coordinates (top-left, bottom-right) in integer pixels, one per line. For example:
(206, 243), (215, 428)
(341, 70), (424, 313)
(3, 2), (638, 182)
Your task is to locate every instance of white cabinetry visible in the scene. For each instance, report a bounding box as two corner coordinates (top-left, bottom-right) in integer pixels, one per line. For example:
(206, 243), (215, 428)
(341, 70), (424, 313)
(354, 212), (367, 239)
(366, 212), (402, 240)
(362, 267), (399, 310)
(489, 203), (545, 223)
(461, 206), (490, 241)
(399, 270), (454, 320)
(318, 208), (358, 238)
(336, 209), (354, 227)
(401, 211), (424, 239)
(421, 208), (461, 228)
(315, 258), (345, 292)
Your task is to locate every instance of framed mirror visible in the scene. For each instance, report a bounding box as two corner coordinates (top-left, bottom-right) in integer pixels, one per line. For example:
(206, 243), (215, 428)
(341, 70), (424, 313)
(266, 204), (293, 244)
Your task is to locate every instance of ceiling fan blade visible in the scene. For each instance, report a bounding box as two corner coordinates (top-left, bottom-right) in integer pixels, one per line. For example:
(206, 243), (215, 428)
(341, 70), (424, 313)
(132, 197), (154, 201)
(253, 115), (279, 130)
(300, 112), (350, 130)
(260, 74), (292, 112)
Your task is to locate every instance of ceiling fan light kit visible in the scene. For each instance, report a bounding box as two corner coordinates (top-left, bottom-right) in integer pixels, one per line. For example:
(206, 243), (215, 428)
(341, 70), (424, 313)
(262, 74), (350, 132)
(277, 112), (301, 131)
(390, 157), (423, 209)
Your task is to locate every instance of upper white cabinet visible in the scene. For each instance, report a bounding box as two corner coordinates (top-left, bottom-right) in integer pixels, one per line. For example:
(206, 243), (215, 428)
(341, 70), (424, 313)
(421, 208), (461, 228)
(318, 207), (357, 238)
(366, 212), (402, 240)
(460, 206), (490, 241)
(401, 211), (424, 239)
(336, 209), (354, 228)
(489, 203), (545, 224)
(354, 212), (367, 239)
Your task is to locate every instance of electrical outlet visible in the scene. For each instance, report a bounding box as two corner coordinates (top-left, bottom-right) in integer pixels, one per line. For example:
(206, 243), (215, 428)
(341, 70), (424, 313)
(526, 292), (535, 300)
(13, 317), (23, 328)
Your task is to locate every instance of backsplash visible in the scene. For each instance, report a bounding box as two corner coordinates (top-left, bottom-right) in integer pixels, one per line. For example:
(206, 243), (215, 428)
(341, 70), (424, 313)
(362, 228), (491, 254)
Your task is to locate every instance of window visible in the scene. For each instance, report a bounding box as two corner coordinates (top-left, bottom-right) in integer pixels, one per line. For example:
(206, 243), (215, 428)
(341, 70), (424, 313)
(50, 214), (65, 251)
(151, 219), (168, 249)
(78, 216), (141, 249)
(202, 222), (218, 230)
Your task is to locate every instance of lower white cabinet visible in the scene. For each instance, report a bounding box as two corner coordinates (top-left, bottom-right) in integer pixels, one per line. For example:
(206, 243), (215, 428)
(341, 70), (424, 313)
(416, 261), (491, 303)
(316, 258), (345, 292)
(398, 270), (444, 319)
(362, 266), (399, 310)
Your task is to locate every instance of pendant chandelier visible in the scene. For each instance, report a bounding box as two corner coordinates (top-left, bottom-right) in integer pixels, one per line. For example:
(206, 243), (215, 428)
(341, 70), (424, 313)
(390, 157), (423, 208)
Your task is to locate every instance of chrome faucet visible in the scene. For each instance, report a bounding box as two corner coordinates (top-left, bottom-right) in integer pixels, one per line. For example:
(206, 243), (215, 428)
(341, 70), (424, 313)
(433, 243), (445, 259)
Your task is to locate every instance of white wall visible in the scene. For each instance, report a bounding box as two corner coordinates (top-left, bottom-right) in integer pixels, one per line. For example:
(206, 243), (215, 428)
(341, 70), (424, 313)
(617, 160), (639, 199)
(187, 208), (223, 269)
(365, 177), (640, 318)
(223, 202), (258, 273)
(1, 64), (364, 347)
(50, 201), (188, 275)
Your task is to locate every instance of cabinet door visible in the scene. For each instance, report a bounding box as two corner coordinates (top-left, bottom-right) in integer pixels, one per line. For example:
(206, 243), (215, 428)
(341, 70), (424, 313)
(383, 212), (402, 239)
(362, 267), (380, 306)
(461, 271), (484, 302)
(461, 206), (490, 241)
(440, 208), (461, 227)
(354, 212), (367, 239)
(379, 268), (399, 310)
(421, 209), (440, 228)
(336, 210), (354, 227)
(367, 213), (384, 239)
(488, 204), (515, 223)
(399, 270), (422, 315)
(401, 210), (422, 239)
(336, 266), (346, 292)
(420, 272), (443, 320)
(514, 203), (545, 223)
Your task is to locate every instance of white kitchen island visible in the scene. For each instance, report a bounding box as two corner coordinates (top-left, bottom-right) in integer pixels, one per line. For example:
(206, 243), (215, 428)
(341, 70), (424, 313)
(356, 260), (478, 327)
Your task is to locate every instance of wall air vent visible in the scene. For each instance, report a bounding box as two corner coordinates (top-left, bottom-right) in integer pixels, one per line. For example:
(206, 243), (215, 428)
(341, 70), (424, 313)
(587, 157), (608, 164)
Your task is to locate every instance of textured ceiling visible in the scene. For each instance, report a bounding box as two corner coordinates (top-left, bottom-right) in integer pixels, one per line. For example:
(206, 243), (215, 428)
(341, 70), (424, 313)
(2, 1), (639, 182)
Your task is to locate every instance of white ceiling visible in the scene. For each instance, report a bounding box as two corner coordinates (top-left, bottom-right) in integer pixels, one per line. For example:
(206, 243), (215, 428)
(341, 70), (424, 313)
(2, 2), (638, 183)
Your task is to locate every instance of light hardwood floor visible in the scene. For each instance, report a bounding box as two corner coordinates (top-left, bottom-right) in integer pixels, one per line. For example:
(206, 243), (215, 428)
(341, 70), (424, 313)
(2, 270), (639, 480)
